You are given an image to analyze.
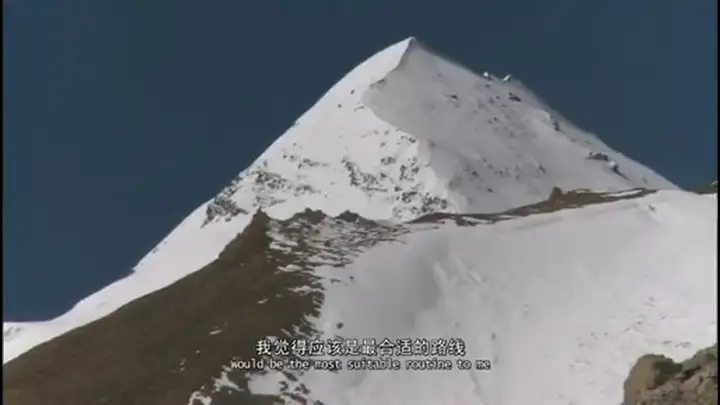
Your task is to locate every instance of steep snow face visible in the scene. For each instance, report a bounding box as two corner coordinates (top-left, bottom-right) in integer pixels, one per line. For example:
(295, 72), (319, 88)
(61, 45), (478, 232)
(237, 190), (716, 405)
(229, 37), (674, 215)
(206, 37), (675, 223)
(133, 36), (675, 284)
(3, 37), (677, 364)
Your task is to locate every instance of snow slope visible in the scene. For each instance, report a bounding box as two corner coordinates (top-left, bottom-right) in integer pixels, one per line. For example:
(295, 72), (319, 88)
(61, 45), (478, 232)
(192, 190), (714, 405)
(3, 36), (677, 364)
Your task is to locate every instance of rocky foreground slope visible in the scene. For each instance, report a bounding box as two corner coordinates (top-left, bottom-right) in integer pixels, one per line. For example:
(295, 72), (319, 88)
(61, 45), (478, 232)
(624, 343), (718, 405)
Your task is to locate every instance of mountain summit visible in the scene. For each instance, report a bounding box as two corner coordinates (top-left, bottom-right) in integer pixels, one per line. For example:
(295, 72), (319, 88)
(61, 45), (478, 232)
(134, 36), (675, 280)
(4, 38), (704, 405)
(201, 36), (673, 223)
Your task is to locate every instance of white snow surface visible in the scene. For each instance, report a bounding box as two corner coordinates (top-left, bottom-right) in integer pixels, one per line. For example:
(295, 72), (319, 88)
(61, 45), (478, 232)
(240, 190), (716, 405)
(3, 36), (678, 364)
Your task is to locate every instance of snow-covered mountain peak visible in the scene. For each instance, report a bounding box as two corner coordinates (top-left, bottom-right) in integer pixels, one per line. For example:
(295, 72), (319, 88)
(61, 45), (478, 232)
(3, 37), (680, 365)
(207, 37), (673, 225)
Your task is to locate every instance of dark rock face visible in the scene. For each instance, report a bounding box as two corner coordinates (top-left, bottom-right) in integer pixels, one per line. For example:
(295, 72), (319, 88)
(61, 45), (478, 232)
(411, 188), (655, 226)
(623, 344), (718, 405)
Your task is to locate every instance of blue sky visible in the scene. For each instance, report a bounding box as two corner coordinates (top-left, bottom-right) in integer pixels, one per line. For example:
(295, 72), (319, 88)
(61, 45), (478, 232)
(3, 0), (717, 320)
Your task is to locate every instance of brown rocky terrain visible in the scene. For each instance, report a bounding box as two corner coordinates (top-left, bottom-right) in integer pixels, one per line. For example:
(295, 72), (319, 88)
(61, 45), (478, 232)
(2, 209), (408, 405)
(623, 344), (717, 405)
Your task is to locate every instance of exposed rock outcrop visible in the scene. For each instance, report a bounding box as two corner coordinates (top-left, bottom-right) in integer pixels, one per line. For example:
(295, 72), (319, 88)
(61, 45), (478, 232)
(623, 344), (718, 405)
